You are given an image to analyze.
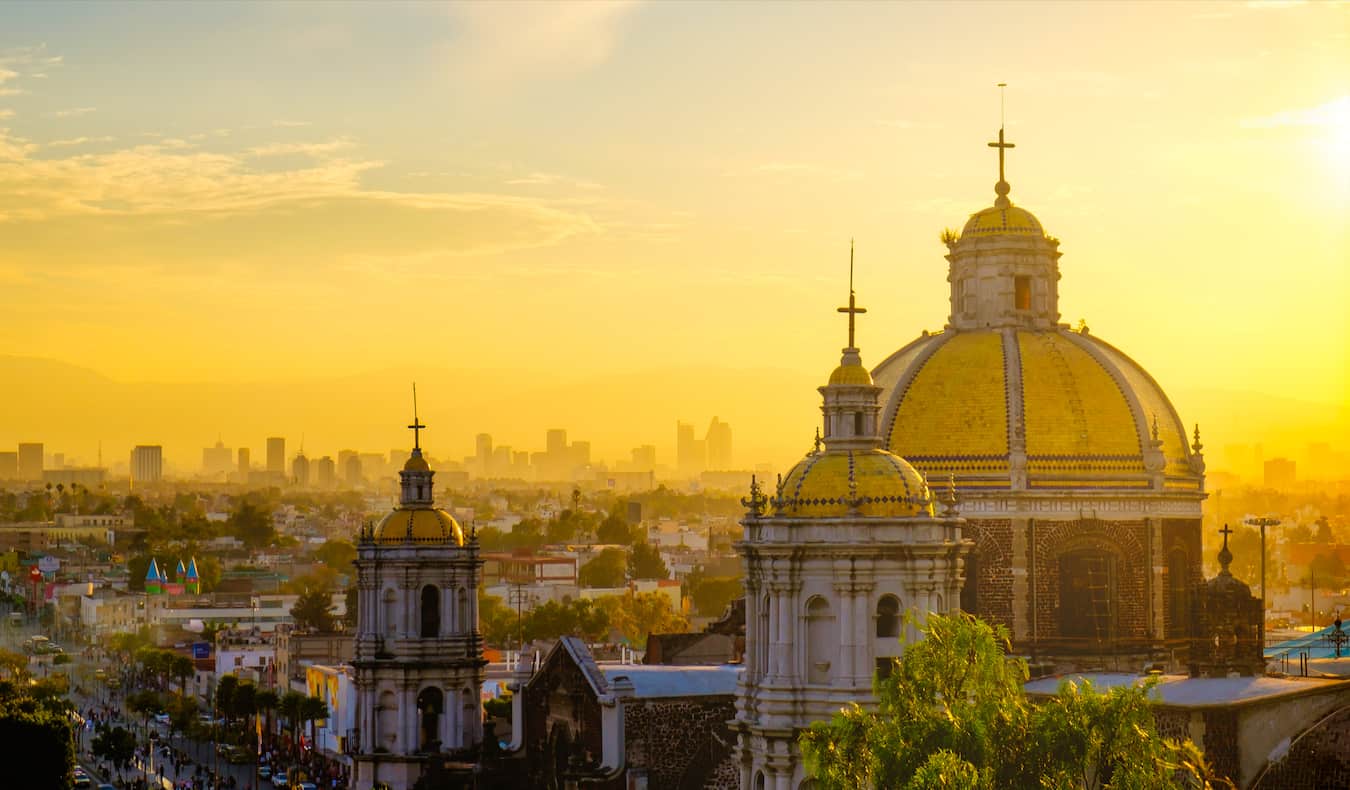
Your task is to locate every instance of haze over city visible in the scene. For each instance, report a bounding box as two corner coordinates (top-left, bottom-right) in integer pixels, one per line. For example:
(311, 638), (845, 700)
(1, 1), (1346, 471)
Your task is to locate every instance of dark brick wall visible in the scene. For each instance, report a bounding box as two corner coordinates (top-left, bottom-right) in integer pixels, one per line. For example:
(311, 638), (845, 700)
(1031, 519), (1148, 641)
(966, 518), (1014, 632)
(1253, 705), (1350, 790)
(624, 696), (735, 790)
(1162, 518), (1203, 638)
(1202, 709), (1240, 786)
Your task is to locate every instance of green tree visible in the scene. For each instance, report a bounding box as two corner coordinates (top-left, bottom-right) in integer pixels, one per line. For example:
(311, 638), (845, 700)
(479, 593), (516, 647)
(596, 512), (635, 545)
(229, 501), (276, 549)
(313, 539), (357, 569)
(300, 695), (330, 754)
(291, 588), (337, 632)
(254, 689), (280, 750)
(215, 675), (239, 724)
(627, 541), (669, 580)
(799, 612), (1226, 790)
(598, 592), (688, 647)
(0, 681), (76, 790)
(690, 576), (742, 617)
(579, 548), (627, 588)
(279, 691), (306, 757)
(91, 725), (137, 779)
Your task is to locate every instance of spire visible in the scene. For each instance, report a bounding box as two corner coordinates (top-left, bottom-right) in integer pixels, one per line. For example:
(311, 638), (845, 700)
(837, 239), (867, 351)
(408, 383), (425, 451)
(1192, 424), (1204, 454)
(988, 83), (1015, 209)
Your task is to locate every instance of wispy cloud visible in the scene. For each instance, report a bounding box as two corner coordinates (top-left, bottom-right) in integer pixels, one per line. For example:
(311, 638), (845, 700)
(272, 120), (310, 128)
(0, 45), (63, 96)
(0, 126), (597, 256)
(1241, 95), (1349, 129)
(446, 1), (641, 83)
(45, 136), (115, 148)
(51, 107), (96, 118)
(505, 170), (604, 190)
(0, 109), (13, 120)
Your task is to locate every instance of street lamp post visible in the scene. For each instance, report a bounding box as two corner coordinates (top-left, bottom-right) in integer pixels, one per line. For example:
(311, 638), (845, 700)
(1246, 516), (1281, 648)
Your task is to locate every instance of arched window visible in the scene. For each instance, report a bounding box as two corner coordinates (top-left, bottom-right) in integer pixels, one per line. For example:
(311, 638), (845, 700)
(416, 686), (443, 752)
(420, 585), (441, 638)
(754, 772), (766, 790)
(853, 412), (864, 435)
(1059, 548), (1117, 642)
(805, 596), (834, 684)
(876, 594), (901, 638)
(1015, 275), (1031, 310)
(382, 588), (398, 638)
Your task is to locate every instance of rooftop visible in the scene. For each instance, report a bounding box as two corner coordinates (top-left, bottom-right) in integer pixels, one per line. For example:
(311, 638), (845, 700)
(1024, 672), (1347, 708)
(598, 663), (740, 698)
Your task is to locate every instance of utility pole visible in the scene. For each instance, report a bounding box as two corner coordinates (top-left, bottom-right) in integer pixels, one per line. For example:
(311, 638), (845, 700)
(1246, 515), (1281, 648)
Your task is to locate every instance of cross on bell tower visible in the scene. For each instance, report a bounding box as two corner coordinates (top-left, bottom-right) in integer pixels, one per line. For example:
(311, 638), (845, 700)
(987, 82), (1015, 209)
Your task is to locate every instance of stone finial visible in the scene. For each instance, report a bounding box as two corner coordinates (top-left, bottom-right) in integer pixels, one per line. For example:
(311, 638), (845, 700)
(741, 475), (768, 517)
(1217, 523), (1234, 575)
(941, 472), (960, 517)
(1192, 423), (1204, 454)
(813, 427), (823, 454)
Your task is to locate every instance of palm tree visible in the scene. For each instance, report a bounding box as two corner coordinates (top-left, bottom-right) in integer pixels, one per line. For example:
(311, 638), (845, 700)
(300, 695), (331, 756)
(234, 683), (257, 752)
(279, 690), (305, 757)
(255, 689), (280, 752)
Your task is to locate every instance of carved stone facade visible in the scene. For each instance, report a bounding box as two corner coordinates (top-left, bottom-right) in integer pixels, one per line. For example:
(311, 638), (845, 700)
(1190, 527), (1265, 678)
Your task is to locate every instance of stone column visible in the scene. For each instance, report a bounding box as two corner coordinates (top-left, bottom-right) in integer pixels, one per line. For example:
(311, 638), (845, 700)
(1150, 517), (1166, 642)
(833, 581), (853, 686)
(853, 584), (873, 685)
(744, 587), (760, 683)
(776, 583), (793, 682)
(401, 685), (416, 754)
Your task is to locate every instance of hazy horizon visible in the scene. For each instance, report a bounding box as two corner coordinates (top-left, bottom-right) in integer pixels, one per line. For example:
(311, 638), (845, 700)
(1, 1), (1346, 475)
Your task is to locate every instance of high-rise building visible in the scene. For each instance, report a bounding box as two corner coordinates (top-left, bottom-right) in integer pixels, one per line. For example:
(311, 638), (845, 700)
(1264, 457), (1296, 489)
(570, 440), (591, 468)
(676, 422), (705, 477)
(51, 452), (65, 469)
(316, 456), (336, 488)
(266, 437), (285, 474)
(130, 445), (163, 485)
(237, 448), (250, 480)
(17, 443), (43, 481)
(344, 455), (363, 487)
(0, 452), (17, 479)
(476, 433), (493, 462)
(631, 445), (657, 471)
(292, 453), (311, 487)
(512, 450), (531, 478)
(202, 440), (233, 476)
(706, 417), (733, 470)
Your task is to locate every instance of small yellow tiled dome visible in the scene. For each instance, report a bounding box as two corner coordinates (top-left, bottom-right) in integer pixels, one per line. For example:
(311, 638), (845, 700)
(777, 449), (932, 518)
(828, 361), (874, 386)
(961, 205), (1044, 238)
(371, 507), (464, 546)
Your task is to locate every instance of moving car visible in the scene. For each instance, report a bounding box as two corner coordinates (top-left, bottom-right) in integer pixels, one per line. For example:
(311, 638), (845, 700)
(271, 769), (289, 788)
(258, 766), (272, 780)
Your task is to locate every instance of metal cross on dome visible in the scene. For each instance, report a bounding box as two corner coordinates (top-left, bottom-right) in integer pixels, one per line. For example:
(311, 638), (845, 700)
(988, 83), (1015, 184)
(408, 383), (426, 450)
(837, 240), (866, 349)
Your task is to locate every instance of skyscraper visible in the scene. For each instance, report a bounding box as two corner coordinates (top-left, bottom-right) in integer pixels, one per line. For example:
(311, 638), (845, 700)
(0, 452), (17, 480)
(202, 440), (232, 476)
(676, 422), (704, 477)
(130, 445), (163, 485)
(706, 417), (733, 470)
(292, 453), (311, 487)
(237, 447), (250, 481)
(17, 443), (43, 481)
(316, 456), (336, 488)
(266, 437), (285, 474)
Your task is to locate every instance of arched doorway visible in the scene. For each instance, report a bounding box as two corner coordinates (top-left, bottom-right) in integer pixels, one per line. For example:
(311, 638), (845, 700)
(416, 686), (443, 753)
(1058, 548), (1117, 644)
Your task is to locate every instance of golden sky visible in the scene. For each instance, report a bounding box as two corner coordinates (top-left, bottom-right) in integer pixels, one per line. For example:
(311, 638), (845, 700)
(0, 1), (1346, 472)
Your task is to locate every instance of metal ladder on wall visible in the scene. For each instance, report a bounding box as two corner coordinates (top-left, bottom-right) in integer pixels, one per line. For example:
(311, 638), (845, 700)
(1086, 556), (1112, 652)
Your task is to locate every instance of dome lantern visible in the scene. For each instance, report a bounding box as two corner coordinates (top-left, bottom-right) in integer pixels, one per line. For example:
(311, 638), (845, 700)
(945, 124), (1063, 331)
(821, 243), (883, 452)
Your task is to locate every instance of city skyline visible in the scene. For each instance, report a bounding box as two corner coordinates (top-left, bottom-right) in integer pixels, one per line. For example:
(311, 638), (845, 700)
(0, 1), (1345, 472)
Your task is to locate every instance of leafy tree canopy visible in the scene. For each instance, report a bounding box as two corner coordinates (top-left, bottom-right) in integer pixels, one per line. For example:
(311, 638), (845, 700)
(579, 548), (627, 588)
(800, 612), (1227, 790)
(290, 588), (337, 632)
(627, 541), (669, 580)
(597, 592), (688, 648)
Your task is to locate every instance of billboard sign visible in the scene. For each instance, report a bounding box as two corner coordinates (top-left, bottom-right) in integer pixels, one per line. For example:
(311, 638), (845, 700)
(192, 642), (210, 660)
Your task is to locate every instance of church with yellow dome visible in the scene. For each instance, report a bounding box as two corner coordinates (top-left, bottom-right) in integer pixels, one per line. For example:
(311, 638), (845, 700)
(733, 270), (973, 790)
(352, 410), (486, 790)
(871, 126), (1206, 661)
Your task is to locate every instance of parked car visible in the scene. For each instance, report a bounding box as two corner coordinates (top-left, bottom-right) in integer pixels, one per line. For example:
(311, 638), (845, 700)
(271, 769), (289, 788)
(153, 712), (170, 724)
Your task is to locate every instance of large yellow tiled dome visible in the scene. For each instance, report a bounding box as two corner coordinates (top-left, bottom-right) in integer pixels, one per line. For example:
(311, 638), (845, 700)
(371, 507), (464, 546)
(872, 327), (1198, 489)
(777, 449), (933, 518)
